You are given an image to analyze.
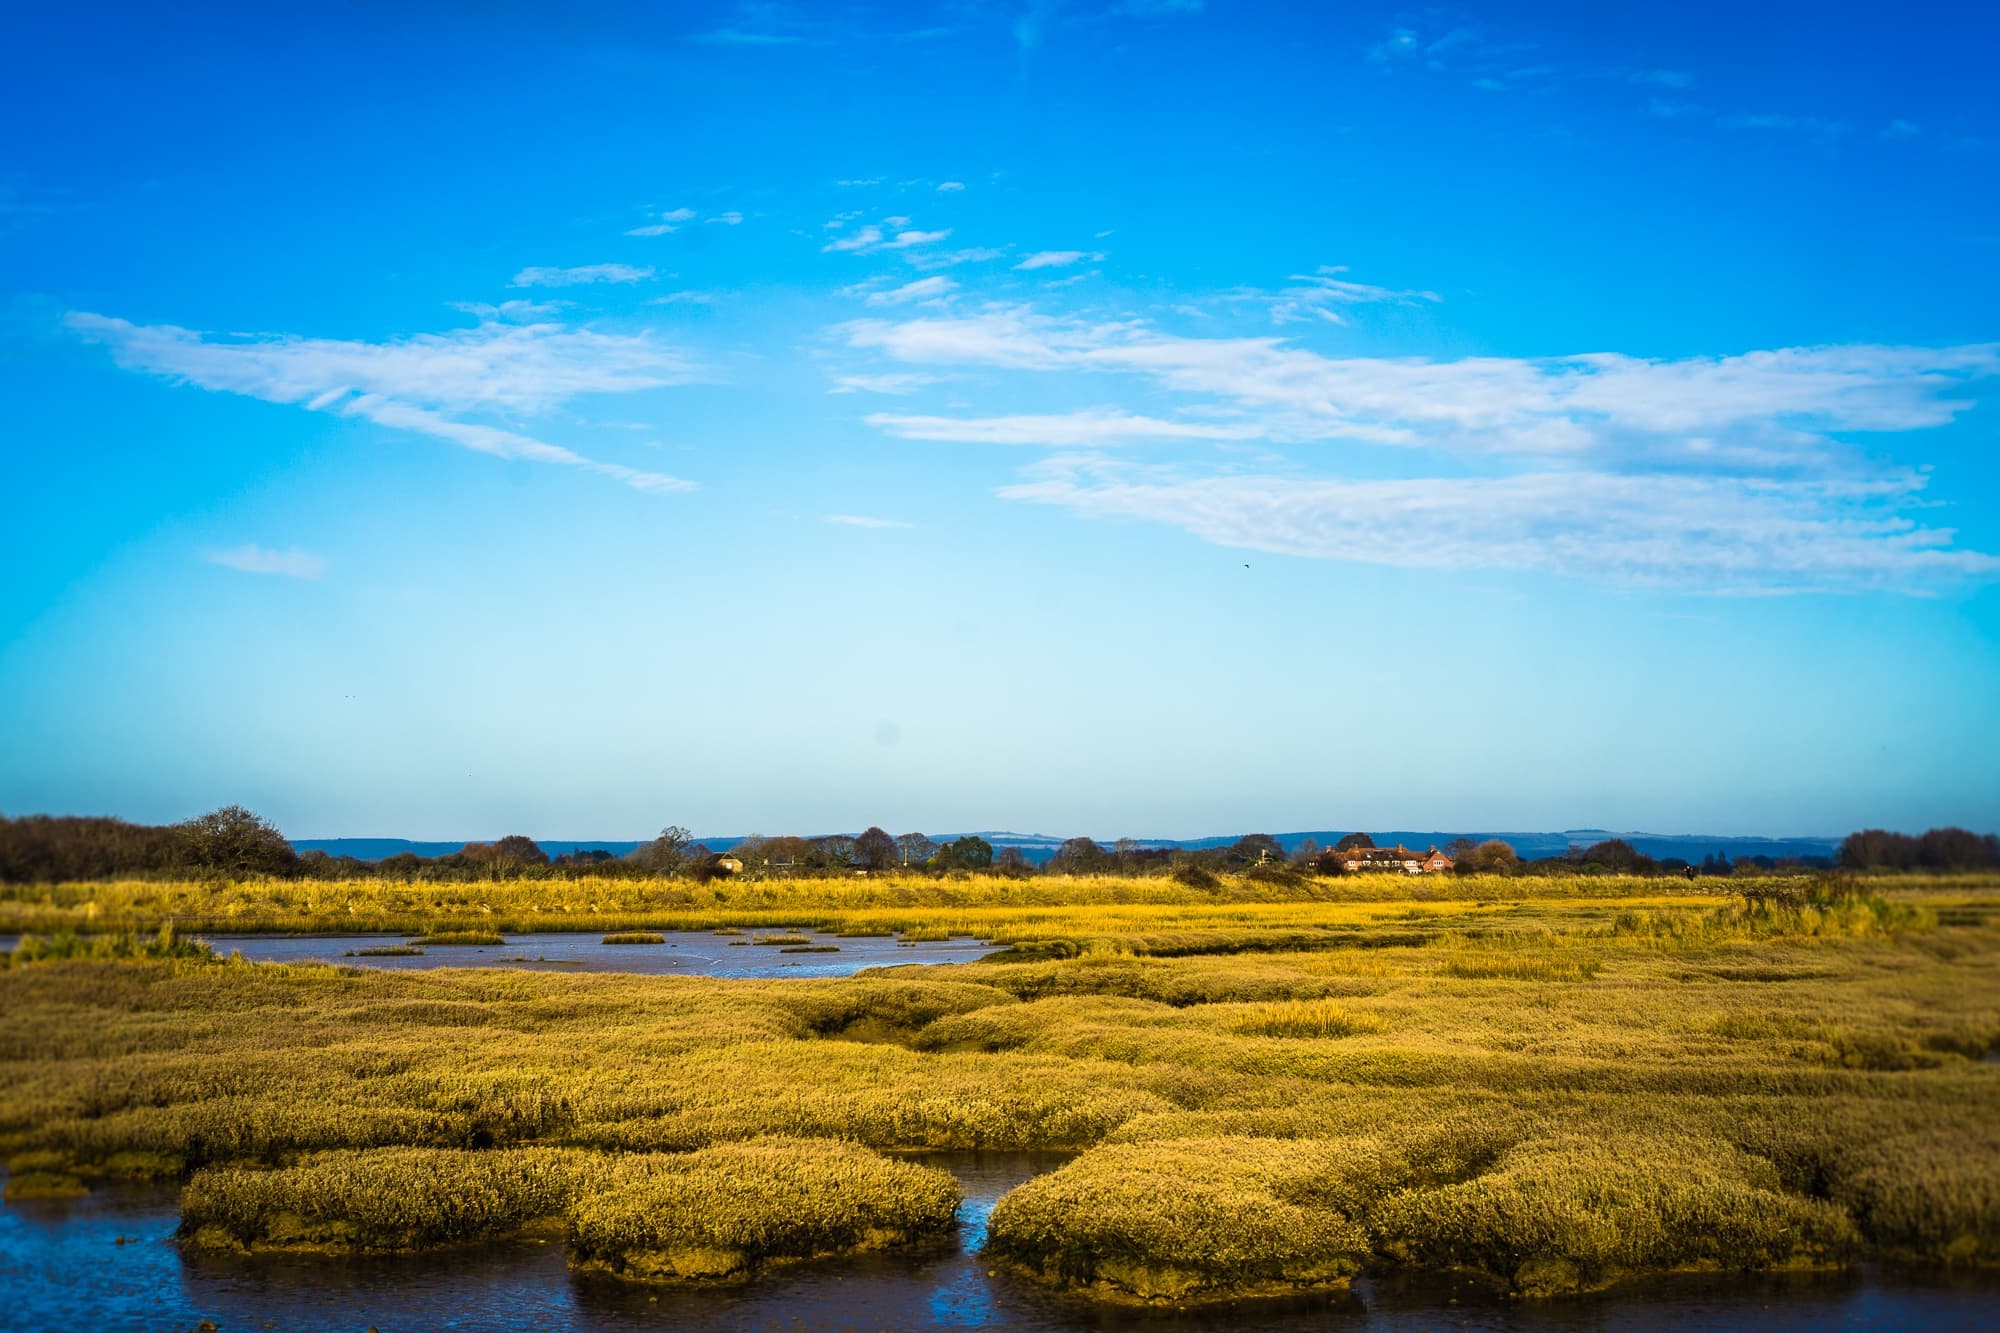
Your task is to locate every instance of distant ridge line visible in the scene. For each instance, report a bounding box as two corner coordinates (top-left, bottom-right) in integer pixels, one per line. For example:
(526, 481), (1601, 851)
(292, 830), (1844, 866)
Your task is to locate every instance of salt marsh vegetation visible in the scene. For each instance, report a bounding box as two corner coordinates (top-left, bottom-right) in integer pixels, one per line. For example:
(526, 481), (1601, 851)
(1, 875), (1994, 1302)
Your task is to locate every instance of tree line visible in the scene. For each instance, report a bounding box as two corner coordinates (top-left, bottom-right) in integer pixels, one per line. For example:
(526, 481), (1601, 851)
(1, 808), (1994, 885)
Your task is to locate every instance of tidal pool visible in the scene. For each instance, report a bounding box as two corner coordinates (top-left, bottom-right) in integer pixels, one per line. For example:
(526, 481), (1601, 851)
(4, 1158), (1998, 1332)
(196, 929), (998, 977)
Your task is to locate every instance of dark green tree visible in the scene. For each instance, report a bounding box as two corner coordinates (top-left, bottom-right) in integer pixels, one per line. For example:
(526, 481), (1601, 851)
(934, 836), (993, 871)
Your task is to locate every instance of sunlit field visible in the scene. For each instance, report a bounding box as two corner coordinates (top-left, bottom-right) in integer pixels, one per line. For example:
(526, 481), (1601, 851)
(3, 875), (1996, 1301)
(3, 868), (1988, 941)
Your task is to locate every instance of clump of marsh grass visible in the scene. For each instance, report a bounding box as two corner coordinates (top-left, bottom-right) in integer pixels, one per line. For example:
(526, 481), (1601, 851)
(1371, 1132), (1858, 1296)
(4, 1171), (91, 1200)
(985, 1136), (1377, 1301)
(1437, 956), (1599, 983)
(780, 944), (840, 954)
(408, 929), (505, 947)
(1823, 1129), (2000, 1265)
(348, 945), (425, 957)
(1224, 998), (1385, 1039)
(1610, 886), (1931, 948)
(751, 934), (813, 947)
(566, 1137), (959, 1281)
(3, 922), (212, 968)
(180, 1147), (592, 1252)
(601, 932), (666, 945)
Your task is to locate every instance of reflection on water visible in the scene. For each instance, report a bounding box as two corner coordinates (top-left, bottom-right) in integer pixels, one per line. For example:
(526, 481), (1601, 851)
(5, 1158), (1999, 1333)
(201, 930), (998, 978)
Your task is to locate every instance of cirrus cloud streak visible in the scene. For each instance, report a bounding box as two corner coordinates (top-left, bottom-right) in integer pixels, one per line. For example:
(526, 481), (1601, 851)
(66, 313), (697, 493)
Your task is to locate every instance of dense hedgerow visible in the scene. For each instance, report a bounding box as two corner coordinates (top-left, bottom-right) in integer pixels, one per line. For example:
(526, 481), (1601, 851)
(566, 1138), (960, 1280)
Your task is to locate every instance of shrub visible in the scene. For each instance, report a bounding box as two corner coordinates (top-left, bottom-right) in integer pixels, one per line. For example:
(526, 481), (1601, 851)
(180, 1147), (592, 1252)
(1171, 862), (1220, 891)
(566, 1137), (959, 1281)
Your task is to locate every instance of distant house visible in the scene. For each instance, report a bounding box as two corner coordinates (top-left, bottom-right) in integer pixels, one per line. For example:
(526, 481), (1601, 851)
(704, 852), (744, 876)
(1335, 844), (1454, 874)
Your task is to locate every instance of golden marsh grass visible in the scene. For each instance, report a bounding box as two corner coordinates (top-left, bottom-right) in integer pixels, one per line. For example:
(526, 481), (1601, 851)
(1, 876), (1995, 1299)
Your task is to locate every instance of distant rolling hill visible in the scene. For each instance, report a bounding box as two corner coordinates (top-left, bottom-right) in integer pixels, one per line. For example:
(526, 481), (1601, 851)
(294, 829), (1840, 866)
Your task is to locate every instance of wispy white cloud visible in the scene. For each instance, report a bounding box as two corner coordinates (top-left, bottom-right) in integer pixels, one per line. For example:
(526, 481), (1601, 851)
(450, 299), (568, 322)
(708, 210), (744, 226)
(937, 180), (966, 192)
(1264, 266), (1442, 325)
(626, 206), (697, 236)
(1002, 461), (1998, 593)
(837, 303), (1999, 592)
(823, 222), (951, 254)
(1015, 250), (1104, 271)
(854, 275), (958, 306)
(825, 514), (914, 528)
(694, 28), (803, 44)
(1722, 112), (1850, 136)
(828, 372), (939, 395)
(511, 263), (654, 287)
(68, 313), (697, 493)
(904, 245), (1008, 271)
(824, 225), (885, 253)
(868, 408), (1258, 446)
(1629, 68), (1694, 88)
(841, 306), (1999, 466)
(1879, 119), (1921, 140)
(205, 544), (328, 579)
(1369, 26), (1420, 62)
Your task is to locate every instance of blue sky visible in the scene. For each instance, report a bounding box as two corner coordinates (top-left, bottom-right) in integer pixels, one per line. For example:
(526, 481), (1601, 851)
(3, 0), (1997, 839)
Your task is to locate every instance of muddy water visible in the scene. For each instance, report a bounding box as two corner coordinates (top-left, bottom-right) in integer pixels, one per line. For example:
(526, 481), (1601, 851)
(4, 1157), (1998, 1332)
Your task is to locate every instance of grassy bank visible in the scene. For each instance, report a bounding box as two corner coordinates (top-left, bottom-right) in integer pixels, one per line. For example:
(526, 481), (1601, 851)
(2, 882), (1995, 1299)
(0, 870), (1920, 939)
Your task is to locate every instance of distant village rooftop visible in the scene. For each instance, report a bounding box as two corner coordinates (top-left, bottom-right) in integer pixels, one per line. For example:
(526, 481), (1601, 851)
(1334, 844), (1454, 874)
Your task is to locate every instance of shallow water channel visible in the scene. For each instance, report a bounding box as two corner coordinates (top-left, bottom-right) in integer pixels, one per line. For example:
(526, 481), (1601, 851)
(5, 1155), (1999, 1332)
(200, 930), (998, 977)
